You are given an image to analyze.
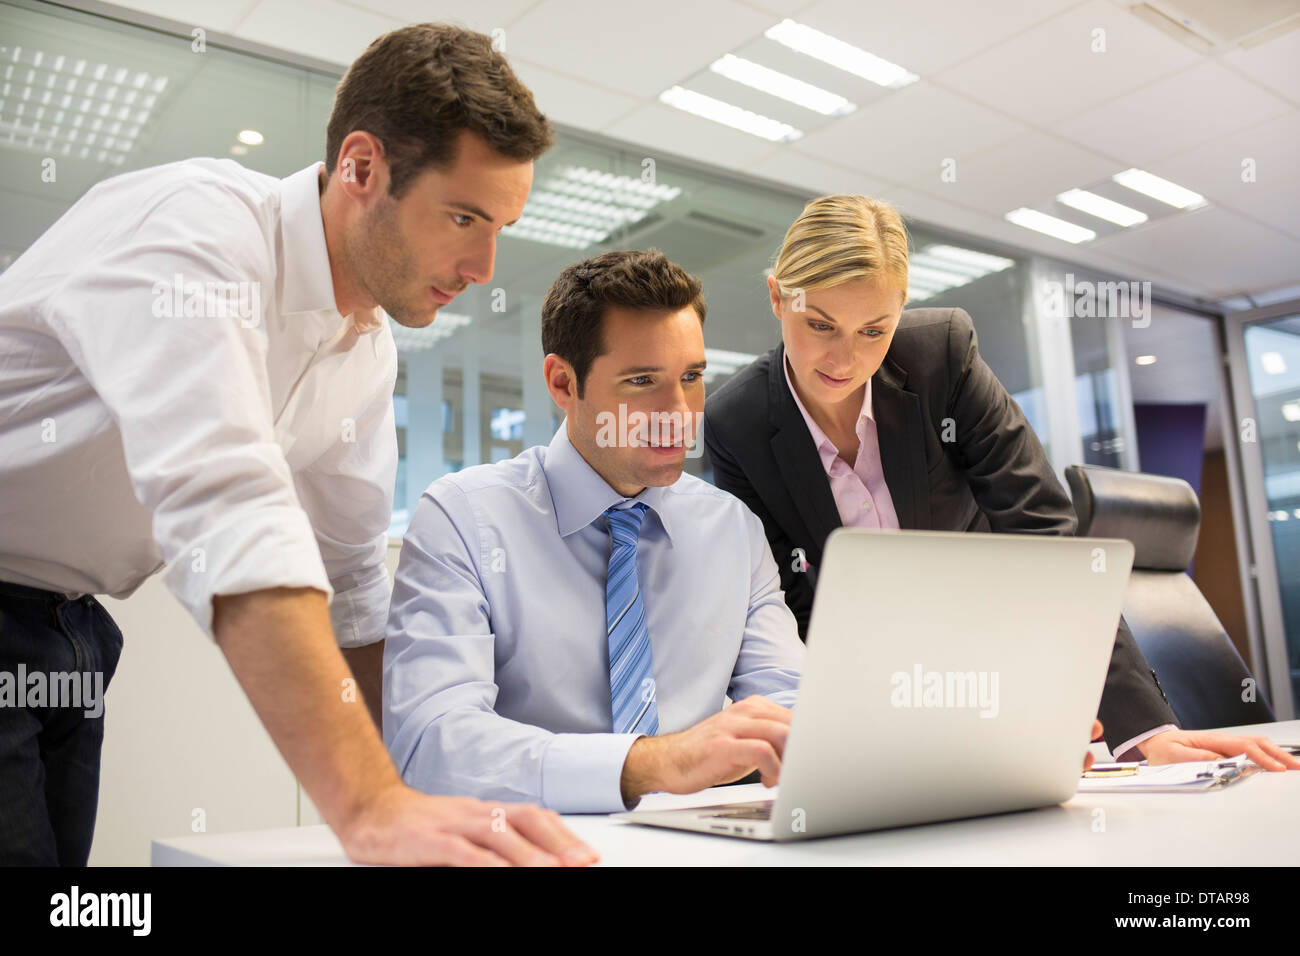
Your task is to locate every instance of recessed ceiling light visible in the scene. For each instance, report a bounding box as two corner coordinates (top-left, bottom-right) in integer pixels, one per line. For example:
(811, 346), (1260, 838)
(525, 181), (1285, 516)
(237, 129), (263, 145)
(709, 53), (855, 116)
(659, 85), (802, 142)
(1260, 351), (1286, 375)
(1282, 402), (1300, 422)
(1004, 208), (1096, 244)
(765, 19), (918, 89)
(1135, 354), (1157, 366)
(1112, 168), (1206, 210)
(1056, 188), (1148, 227)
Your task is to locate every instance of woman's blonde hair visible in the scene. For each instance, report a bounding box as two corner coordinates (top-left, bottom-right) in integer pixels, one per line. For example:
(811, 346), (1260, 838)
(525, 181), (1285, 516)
(769, 194), (910, 301)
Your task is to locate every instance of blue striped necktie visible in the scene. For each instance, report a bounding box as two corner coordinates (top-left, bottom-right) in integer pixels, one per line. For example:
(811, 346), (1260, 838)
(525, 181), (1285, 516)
(604, 503), (659, 736)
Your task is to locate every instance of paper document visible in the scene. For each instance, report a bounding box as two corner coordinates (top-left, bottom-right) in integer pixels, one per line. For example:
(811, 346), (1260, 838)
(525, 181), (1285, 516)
(1078, 754), (1258, 793)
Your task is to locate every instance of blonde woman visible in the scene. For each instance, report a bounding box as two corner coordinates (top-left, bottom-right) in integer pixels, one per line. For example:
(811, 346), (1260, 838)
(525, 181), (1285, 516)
(702, 194), (1300, 771)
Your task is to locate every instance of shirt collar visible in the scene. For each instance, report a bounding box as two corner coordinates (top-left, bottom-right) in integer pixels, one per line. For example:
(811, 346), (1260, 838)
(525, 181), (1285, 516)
(783, 354), (873, 469)
(278, 162), (383, 334)
(545, 422), (674, 543)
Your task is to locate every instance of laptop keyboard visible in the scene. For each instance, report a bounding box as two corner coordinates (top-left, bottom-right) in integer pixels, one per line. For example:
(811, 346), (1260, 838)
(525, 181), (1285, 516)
(702, 800), (774, 821)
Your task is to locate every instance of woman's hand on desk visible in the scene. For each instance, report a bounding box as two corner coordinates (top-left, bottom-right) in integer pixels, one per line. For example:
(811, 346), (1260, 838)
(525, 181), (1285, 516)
(1137, 729), (1300, 771)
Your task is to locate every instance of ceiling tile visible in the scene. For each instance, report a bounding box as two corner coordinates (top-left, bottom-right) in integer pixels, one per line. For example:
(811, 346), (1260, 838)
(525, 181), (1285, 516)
(602, 102), (782, 168)
(1053, 60), (1293, 166)
(509, 59), (640, 130)
(340, 0), (539, 30)
(235, 0), (403, 65)
(931, 0), (1200, 125)
(748, 150), (895, 196)
(502, 0), (773, 98)
(1090, 205), (1300, 298)
(1151, 111), (1300, 241)
(905, 131), (1121, 217)
(795, 0), (1080, 76)
(94, 0), (258, 33)
(793, 81), (1028, 184)
(1223, 23), (1300, 102)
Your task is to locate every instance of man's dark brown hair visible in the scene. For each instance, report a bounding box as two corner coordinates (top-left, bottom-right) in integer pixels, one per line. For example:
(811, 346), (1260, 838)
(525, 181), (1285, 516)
(542, 249), (707, 398)
(326, 23), (553, 197)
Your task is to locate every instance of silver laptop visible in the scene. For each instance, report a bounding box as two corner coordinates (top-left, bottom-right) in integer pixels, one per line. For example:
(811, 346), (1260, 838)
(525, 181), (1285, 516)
(613, 528), (1134, 841)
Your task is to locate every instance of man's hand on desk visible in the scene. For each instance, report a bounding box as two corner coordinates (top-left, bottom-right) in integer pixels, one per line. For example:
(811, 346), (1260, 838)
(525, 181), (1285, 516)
(212, 586), (598, 867)
(1137, 729), (1300, 771)
(620, 695), (791, 805)
(1084, 720), (1103, 772)
(337, 786), (599, 867)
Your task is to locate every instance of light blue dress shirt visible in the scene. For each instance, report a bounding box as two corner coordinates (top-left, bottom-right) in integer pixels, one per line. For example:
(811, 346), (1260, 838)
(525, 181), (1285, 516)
(383, 422), (805, 813)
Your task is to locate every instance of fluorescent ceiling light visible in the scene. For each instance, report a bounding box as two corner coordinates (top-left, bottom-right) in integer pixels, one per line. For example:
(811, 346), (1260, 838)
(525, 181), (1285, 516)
(922, 244), (1016, 276)
(387, 311), (472, 352)
(709, 53), (855, 116)
(1004, 207), (1096, 244)
(1282, 402), (1300, 422)
(905, 244), (1015, 301)
(558, 167), (681, 204)
(1112, 168), (1206, 209)
(703, 348), (759, 383)
(1135, 354), (1157, 366)
(1260, 351), (1286, 375)
(765, 19), (918, 89)
(1056, 188), (1148, 227)
(659, 85), (803, 142)
(506, 165), (682, 251)
(237, 129), (263, 145)
(505, 215), (606, 249)
(908, 262), (977, 288)
(0, 46), (167, 165)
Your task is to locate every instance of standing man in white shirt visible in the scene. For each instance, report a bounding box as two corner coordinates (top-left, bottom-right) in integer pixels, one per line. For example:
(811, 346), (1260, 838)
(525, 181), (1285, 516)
(0, 23), (595, 867)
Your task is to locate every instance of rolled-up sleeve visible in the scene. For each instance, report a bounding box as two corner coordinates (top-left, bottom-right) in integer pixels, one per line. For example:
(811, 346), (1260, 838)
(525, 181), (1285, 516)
(727, 506), (804, 708)
(42, 181), (332, 636)
(384, 481), (637, 812)
(294, 343), (398, 648)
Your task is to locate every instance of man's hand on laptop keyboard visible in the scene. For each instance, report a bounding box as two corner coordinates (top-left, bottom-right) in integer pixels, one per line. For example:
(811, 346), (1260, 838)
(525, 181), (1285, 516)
(619, 696), (792, 805)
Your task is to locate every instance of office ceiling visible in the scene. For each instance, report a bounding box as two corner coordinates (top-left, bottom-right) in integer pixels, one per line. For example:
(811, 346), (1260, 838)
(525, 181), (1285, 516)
(93, 0), (1300, 306)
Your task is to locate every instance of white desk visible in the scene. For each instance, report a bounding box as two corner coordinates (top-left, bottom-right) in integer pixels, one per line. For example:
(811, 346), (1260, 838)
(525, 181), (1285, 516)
(151, 720), (1300, 866)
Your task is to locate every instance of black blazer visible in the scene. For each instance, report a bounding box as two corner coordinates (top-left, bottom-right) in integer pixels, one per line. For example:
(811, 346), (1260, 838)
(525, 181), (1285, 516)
(703, 306), (1177, 749)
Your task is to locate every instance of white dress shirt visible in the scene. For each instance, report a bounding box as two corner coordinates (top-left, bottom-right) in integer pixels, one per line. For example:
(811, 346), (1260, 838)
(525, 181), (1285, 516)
(384, 423), (805, 813)
(0, 158), (396, 646)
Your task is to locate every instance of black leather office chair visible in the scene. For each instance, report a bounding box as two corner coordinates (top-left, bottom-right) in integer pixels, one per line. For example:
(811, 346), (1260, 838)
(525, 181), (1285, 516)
(1065, 464), (1274, 730)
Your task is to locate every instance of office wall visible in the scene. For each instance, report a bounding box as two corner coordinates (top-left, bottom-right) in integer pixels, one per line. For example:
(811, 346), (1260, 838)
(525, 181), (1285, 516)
(1193, 450), (1251, 670)
(91, 541), (402, 865)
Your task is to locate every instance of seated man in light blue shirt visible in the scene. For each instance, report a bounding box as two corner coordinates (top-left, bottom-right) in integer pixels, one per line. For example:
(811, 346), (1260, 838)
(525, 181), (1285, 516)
(384, 249), (804, 813)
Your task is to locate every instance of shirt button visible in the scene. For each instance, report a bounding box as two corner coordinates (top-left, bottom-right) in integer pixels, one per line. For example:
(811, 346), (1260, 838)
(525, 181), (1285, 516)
(862, 501), (872, 511)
